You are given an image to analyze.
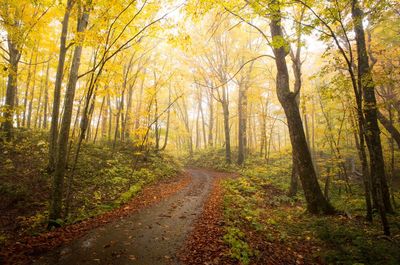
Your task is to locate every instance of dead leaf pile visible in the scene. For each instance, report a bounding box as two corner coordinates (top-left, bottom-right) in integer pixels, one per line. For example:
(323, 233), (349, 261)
(179, 171), (233, 265)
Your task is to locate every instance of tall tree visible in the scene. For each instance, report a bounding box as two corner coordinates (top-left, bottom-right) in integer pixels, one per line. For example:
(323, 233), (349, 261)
(49, 3), (90, 225)
(351, 0), (391, 234)
(48, 0), (75, 171)
(287, 6), (305, 197)
(0, 2), (22, 140)
(267, 1), (334, 214)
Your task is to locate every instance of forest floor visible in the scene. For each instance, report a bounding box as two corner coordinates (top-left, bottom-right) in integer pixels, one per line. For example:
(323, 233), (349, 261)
(26, 168), (325, 265)
(2, 162), (399, 265)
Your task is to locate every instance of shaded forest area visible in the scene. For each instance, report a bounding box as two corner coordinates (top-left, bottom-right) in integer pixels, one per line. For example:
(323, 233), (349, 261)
(1, 0), (400, 264)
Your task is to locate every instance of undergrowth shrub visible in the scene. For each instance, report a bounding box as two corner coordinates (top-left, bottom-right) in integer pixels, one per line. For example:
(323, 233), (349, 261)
(221, 157), (400, 265)
(314, 220), (400, 265)
(223, 226), (253, 265)
(185, 148), (239, 172)
(0, 131), (183, 239)
(67, 147), (183, 223)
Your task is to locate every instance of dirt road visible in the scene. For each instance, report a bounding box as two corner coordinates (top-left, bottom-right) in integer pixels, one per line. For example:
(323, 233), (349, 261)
(33, 169), (213, 265)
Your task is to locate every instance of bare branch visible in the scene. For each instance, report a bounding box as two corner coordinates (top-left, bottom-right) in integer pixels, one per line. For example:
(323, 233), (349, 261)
(196, 54), (274, 90)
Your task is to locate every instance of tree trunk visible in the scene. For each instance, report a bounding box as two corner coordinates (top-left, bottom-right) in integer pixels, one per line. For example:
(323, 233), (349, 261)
(154, 98), (160, 150)
(195, 97), (200, 149)
(48, 0), (74, 171)
(260, 112), (266, 157)
(35, 63), (45, 129)
(85, 96), (96, 142)
(288, 155), (298, 197)
(134, 70), (146, 141)
(49, 8), (89, 225)
(27, 51), (39, 129)
(113, 93), (123, 149)
(352, 0), (390, 235)
(43, 61), (50, 129)
(123, 84), (133, 141)
(247, 103), (253, 151)
(199, 89), (207, 148)
(287, 9), (306, 196)
(101, 94), (108, 140)
(266, 118), (276, 163)
(377, 110), (400, 149)
(22, 51), (34, 128)
(160, 87), (171, 151)
(388, 106), (397, 208)
(208, 88), (214, 147)
(66, 87), (97, 216)
(269, 2), (334, 214)
(352, 110), (372, 221)
(215, 104), (219, 147)
(70, 95), (83, 140)
(93, 96), (105, 144)
(222, 87), (231, 163)
(108, 94), (112, 141)
(238, 84), (247, 165)
(260, 99), (269, 157)
(324, 167), (331, 201)
(2, 38), (20, 140)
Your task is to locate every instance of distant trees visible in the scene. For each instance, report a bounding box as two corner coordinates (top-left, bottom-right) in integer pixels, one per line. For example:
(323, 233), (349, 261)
(292, 0), (394, 235)
(183, 0), (399, 225)
(0, 0), (49, 140)
(46, 0), (174, 224)
(210, 0), (335, 214)
(0, 0), (177, 224)
(236, 46), (257, 165)
(204, 33), (233, 164)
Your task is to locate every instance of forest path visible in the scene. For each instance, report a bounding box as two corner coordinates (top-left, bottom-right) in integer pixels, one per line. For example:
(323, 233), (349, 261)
(34, 169), (213, 265)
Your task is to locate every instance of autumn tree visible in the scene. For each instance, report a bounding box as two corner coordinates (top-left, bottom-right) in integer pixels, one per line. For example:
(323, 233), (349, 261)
(0, 0), (49, 140)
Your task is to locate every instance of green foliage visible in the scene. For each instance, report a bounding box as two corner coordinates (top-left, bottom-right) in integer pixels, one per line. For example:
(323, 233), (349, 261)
(0, 233), (7, 245)
(116, 182), (144, 205)
(185, 148), (240, 172)
(223, 226), (253, 265)
(221, 161), (292, 264)
(314, 220), (400, 265)
(17, 212), (48, 233)
(223, 178), (263, 231)
(65, 148), (182, 223)
(271, 35), (288, 51)
(0, 131), (182, 240)
(219, 156), (400, 264)
(0, 182), (28, 200)
(241, 157), (292, 191)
